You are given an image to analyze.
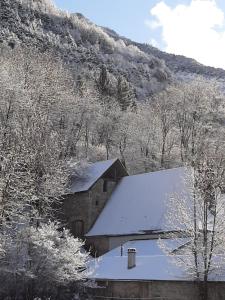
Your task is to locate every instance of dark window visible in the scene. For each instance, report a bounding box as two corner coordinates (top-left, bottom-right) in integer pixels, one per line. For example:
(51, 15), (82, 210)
(95, 200), (99, 206)
(103, 180), (108, 192)
(71, 220), (84, 237)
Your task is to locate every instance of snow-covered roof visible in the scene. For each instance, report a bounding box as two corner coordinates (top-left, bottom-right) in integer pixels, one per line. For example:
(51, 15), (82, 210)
(87, 167), (186, 236)
(88, 239), (187, 281)
(69, 159), (118, 193)
(89, 239), (225, 282)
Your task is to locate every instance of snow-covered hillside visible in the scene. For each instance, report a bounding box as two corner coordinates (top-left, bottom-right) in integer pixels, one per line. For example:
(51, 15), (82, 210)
(1, 0), (225, 101)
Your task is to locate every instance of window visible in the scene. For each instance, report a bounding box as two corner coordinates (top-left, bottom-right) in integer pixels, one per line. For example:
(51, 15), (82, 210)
(71, 220), (84, 237)
(95, 200), (99, 206)
(103, 180), (108, 192)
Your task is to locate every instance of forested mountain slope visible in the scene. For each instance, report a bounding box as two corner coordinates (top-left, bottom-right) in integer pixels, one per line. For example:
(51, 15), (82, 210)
(0, 0), (170, 100)
(103, 26), (225, 81)
(1, 0), (224, 102)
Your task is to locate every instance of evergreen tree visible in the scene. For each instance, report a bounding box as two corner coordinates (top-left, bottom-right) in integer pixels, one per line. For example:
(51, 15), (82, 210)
(116, 76), (136, 110)
(95, 64), (111, 97)
(76, 74), (86, 96)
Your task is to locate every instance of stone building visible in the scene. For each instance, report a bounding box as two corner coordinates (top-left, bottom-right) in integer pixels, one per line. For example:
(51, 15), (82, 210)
(60, 159), (128, 239)
(86, 166), (186, 256)
(60, 159), (186, 255)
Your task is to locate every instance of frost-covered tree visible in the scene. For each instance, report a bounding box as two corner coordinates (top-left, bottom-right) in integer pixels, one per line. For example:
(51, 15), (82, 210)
(172, 78), (223, 164)
(19, 0), (58, 14)
(126, 102), (161, 172)
(0, 46), (72, 227)
(160, 159), (225, 300)
(95, 65), (111, 98)
(63, 86), (100, 159)
(95, 101), (121, 159)
(0, 222), (90, 299)
(0, 46), (92, 299)
(151, 88), (176, 168)
(116, 76), (136, 111)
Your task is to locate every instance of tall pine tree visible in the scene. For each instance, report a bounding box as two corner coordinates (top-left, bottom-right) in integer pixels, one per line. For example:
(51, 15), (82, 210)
(116, 76), (136, 110)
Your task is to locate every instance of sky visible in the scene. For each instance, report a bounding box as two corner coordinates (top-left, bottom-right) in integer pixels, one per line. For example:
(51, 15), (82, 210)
(54, 0), (225, 69)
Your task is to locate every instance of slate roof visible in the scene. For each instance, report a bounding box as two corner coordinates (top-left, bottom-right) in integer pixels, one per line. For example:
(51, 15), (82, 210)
(69, 159), (118, 193)
(87, 167), (187, 236)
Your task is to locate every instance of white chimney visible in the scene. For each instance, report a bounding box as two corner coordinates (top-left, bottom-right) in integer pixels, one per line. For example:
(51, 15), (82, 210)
(127, 248), (136, 269)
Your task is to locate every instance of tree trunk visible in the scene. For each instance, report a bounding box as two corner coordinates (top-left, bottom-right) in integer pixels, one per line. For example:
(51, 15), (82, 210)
(106, 143), (109, 160)
(161, 138), (166, 167)
(200, 280), (208, 300)
(84, 124), (89, 158)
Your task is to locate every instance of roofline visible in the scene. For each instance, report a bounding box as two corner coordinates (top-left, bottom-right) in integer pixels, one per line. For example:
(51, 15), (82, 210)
(86, 158), (128, 191)
(86, 230), (183, 238)
(91, 278), (191, 282)
(123, 166), (187, 180)
(68, 163), (184, 195)
(64, 190), (89, 196)
(115, 158), (129, 176)
(67, 158), (128, 195)
(90, 278), (224, 283)
(86, 233), (154, 238)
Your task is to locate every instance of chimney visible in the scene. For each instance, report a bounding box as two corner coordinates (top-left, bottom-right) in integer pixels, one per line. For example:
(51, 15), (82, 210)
(127, 248), (136, 269)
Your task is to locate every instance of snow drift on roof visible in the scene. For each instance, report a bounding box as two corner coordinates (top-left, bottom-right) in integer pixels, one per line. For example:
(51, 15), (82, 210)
(87, 167), (187, 236)
(69, 159), (118, 193)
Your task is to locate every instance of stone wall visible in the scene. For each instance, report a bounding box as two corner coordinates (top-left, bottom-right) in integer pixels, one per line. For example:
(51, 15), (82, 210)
(108, 234), (162, 251)
(88, 280), (225, 300)
(61, 178), (117, 238)
(89, 179), (116, 230)
(86, 236), (110, 256)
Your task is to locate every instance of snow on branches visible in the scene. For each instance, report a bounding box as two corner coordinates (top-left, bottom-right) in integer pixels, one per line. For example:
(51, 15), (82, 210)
(160, 163), (225, 284)
(0, 222), (91, 298)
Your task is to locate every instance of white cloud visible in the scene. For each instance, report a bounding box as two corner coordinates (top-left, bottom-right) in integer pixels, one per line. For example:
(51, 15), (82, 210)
(148, 0), (225, 69)
(150, 38), (159, 47)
